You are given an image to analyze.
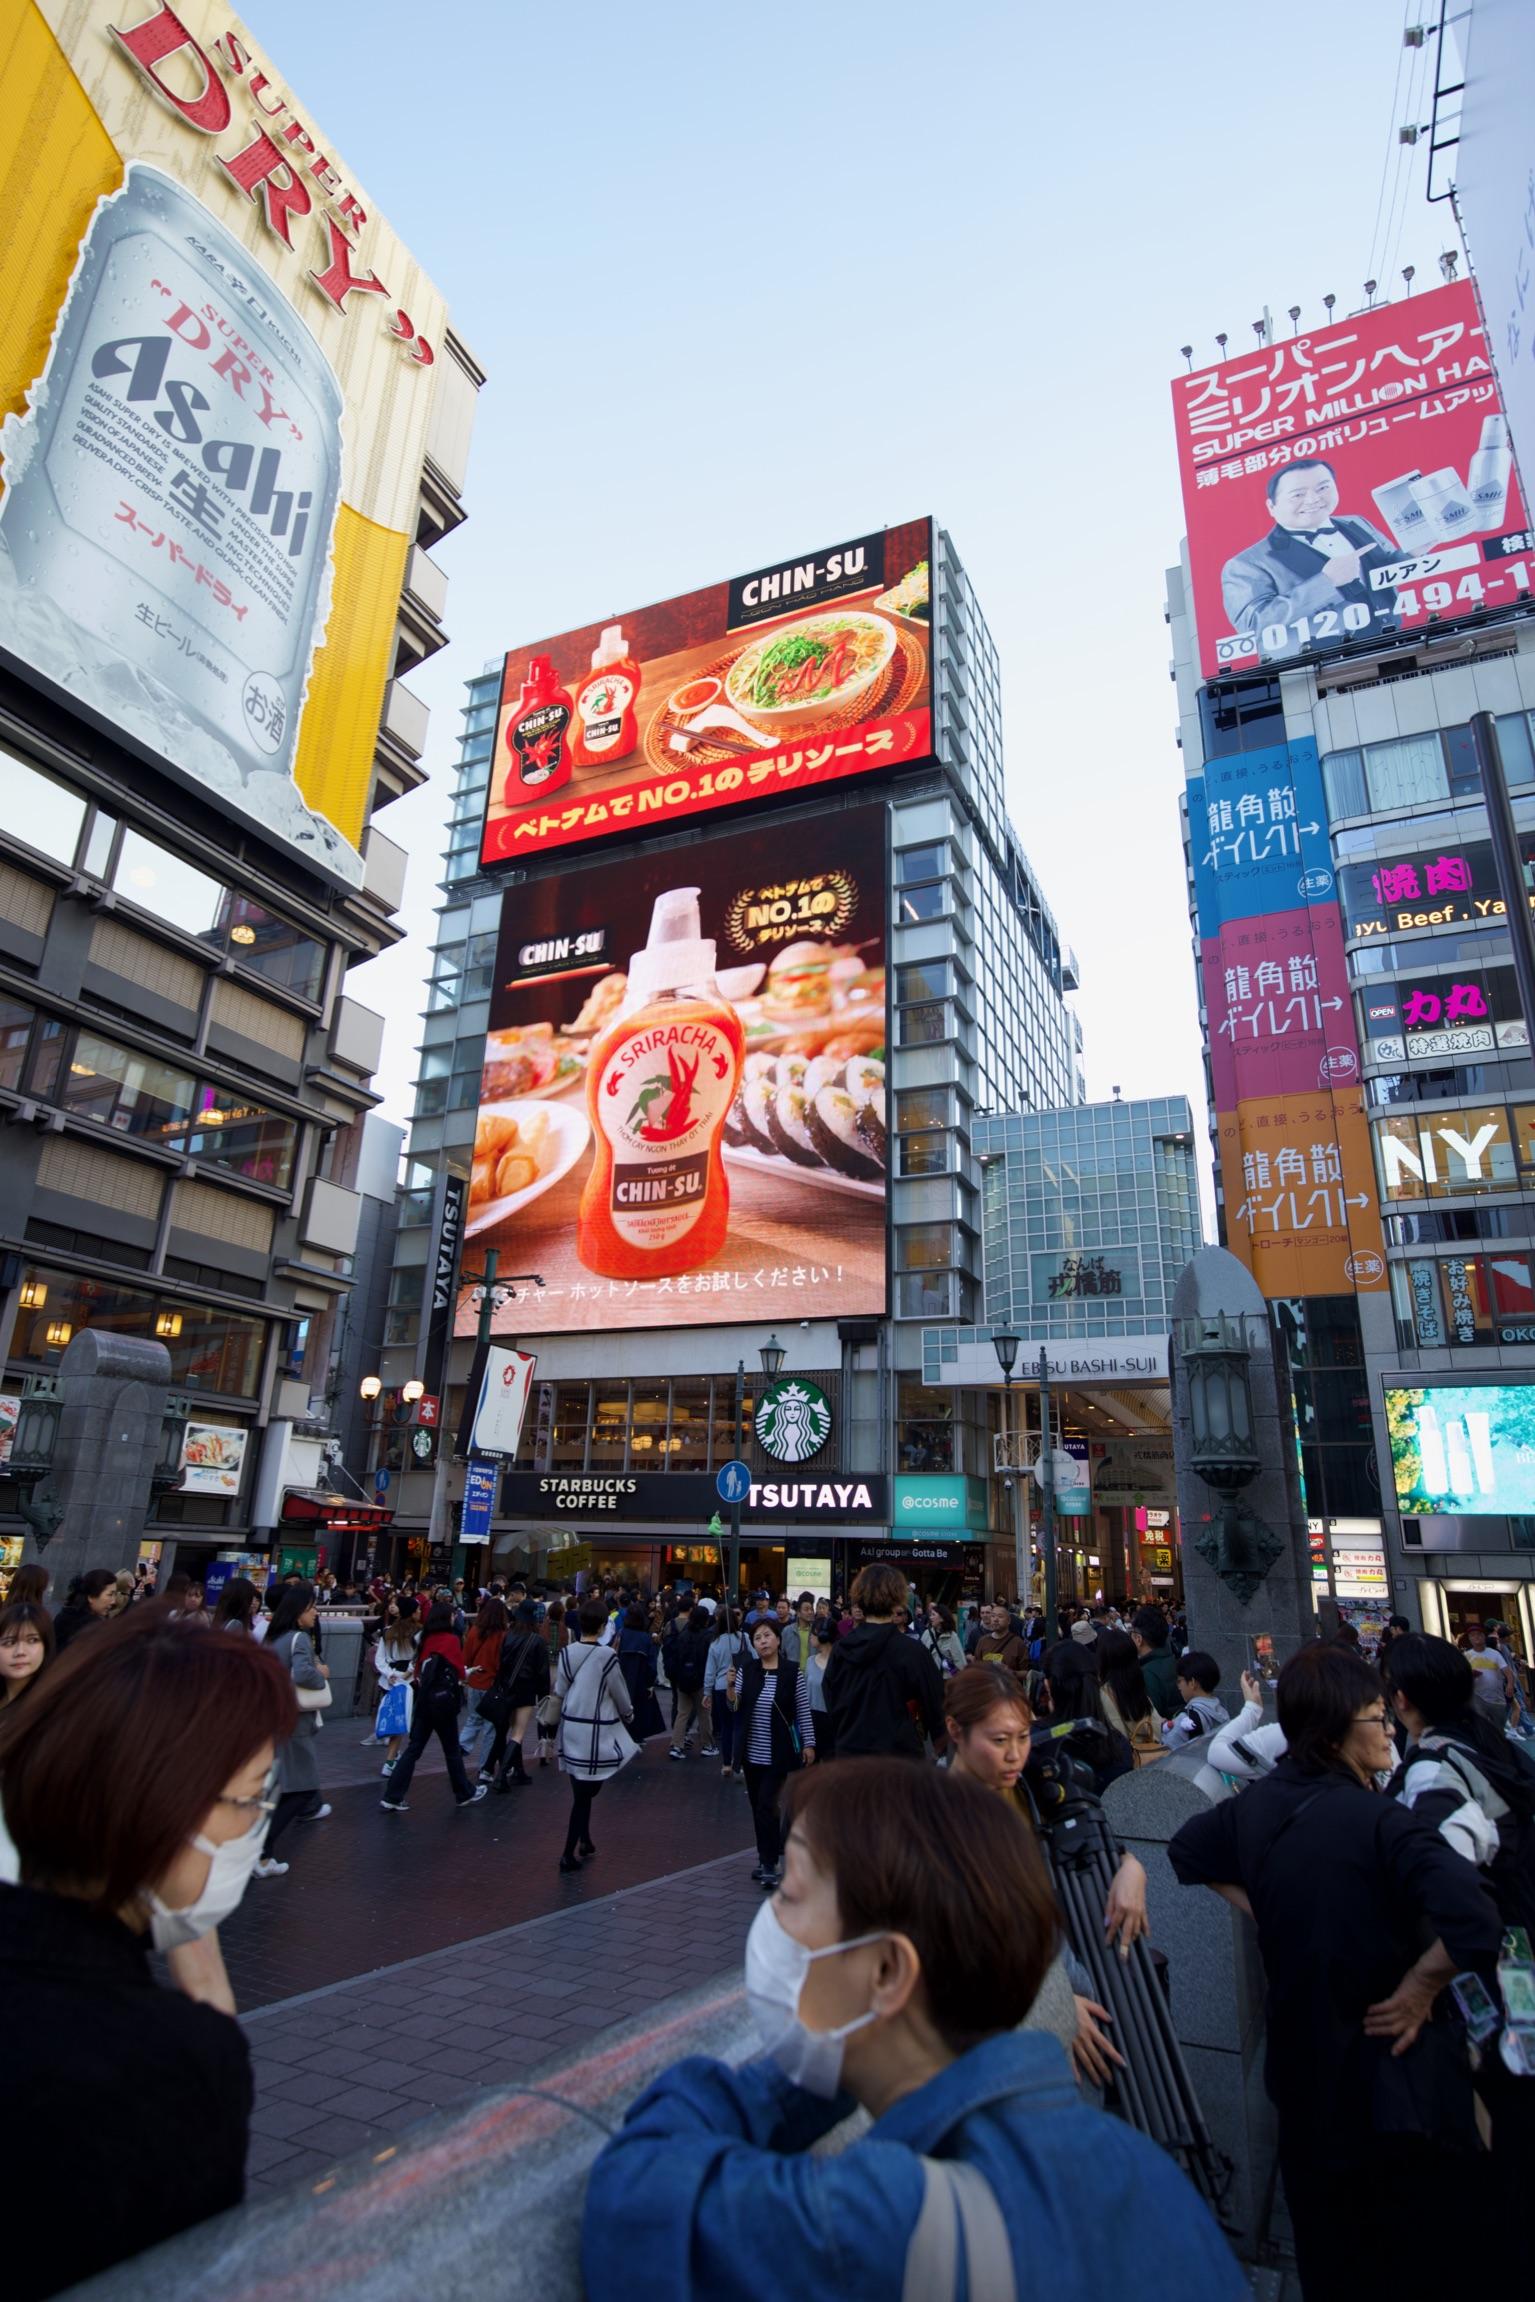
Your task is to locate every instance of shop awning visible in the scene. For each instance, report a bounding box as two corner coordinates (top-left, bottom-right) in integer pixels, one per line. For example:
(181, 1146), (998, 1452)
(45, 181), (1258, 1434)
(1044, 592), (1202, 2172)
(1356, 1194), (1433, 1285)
(281, 1489), (394, 1533)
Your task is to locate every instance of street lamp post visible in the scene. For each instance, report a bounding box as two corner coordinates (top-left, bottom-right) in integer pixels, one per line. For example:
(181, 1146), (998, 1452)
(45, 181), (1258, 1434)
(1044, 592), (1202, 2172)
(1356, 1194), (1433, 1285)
(992, 1330), (1025, 1608)
(723, 1333), (786, 1613)
(992, 1330), (1058, 1636)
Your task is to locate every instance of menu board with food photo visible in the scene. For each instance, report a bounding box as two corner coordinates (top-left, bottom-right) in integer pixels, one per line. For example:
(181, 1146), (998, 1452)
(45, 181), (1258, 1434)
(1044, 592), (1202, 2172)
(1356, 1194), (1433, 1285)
(457, 805), (889, 1338)
(479, 521), (932, 868)
(179, 1423), (249, 1497)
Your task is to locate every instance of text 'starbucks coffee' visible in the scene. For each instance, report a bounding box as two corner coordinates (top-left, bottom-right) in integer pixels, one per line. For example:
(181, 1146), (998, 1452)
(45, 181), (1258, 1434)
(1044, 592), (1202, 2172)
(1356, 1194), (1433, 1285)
(0, 164), (341, 805)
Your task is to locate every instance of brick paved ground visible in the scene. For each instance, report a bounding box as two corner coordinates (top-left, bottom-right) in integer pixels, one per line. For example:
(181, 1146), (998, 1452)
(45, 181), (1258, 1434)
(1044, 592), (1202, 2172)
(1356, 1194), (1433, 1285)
(219, 1725), (754, 2009)
(219, 1726), (765, 2197)
(240, 1847), (765, 2196)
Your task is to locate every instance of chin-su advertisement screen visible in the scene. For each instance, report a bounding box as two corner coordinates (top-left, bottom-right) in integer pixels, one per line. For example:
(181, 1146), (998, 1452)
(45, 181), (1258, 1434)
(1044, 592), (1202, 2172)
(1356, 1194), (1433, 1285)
(456, 801), (889, 1337)
(478, 520), (931, 866)
(1171, 281), (1529, 681)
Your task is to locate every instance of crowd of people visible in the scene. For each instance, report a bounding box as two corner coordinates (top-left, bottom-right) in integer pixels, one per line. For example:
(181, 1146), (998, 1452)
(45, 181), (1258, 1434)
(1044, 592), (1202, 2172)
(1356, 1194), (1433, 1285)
(5, 1546), (1535, 2301)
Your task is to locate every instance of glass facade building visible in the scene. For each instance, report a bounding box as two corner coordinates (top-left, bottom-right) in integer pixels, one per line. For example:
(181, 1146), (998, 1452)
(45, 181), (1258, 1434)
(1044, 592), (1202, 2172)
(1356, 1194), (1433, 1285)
(1172, 508), (1535, 1650)
(378, 527), (1085, 1584)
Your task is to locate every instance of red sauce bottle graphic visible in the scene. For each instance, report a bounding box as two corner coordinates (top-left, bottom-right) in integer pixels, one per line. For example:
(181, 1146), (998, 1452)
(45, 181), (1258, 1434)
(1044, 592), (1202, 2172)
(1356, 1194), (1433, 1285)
(504, 656), (574, 800)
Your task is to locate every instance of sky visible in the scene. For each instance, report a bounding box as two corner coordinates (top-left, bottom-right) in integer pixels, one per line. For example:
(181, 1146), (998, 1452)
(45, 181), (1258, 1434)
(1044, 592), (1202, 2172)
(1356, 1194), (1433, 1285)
(248, 0), (1458, 1205)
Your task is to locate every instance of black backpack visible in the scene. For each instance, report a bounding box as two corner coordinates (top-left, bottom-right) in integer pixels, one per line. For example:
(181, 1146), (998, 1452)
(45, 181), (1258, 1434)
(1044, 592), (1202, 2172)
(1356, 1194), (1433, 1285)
(419, 1650), (464, 1717)
(668, 1621), (707, 1694)
(1404, 1730), (1535, 1932)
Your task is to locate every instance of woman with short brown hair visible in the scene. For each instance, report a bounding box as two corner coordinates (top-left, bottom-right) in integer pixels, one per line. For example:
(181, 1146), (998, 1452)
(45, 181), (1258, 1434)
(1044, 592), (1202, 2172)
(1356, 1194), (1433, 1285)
(582, 1756), (1244, 2301)
(0, 1607), (295, 2299)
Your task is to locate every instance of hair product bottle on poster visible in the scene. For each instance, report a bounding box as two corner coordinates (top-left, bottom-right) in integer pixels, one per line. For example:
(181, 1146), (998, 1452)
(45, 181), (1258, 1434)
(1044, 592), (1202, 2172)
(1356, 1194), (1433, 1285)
(570, 624), (642, 770)
(0, 163), (342, 799)
(1468, 414), (1511, 532)
(1410, 467), (1477, 546)
(578, 887), (744, 1281)
(1370, 471), (1428, 553)
(503, 656), (575, 800)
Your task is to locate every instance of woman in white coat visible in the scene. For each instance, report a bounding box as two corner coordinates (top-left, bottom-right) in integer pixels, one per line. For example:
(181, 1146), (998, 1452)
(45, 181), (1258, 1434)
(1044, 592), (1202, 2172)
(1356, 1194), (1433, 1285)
(373, 1594), (420, 1776)
(554, 1593), (636, 1875)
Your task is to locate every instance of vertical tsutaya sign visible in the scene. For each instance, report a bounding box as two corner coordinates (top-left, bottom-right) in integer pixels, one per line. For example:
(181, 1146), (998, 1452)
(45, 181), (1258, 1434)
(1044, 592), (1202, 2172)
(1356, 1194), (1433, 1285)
(418, 1170), (467, 1403)
(469, 1345), (538, 1461)
(0, 3), (450, 888)
(1170, 279), (1527, 680)
(1452, 0), (1535, 516)
(1189, 737), (1386, 1297)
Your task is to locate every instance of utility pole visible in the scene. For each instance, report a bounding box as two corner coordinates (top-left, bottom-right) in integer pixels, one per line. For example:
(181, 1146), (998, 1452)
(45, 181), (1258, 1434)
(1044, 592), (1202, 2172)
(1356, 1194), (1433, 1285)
(1038, 1347), (1058, 1639)
(729, 1356), (743, 1609)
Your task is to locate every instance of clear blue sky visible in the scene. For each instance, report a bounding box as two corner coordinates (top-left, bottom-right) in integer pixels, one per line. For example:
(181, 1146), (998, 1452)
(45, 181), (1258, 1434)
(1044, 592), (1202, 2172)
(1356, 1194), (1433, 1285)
(251, 0), (1456, 1192)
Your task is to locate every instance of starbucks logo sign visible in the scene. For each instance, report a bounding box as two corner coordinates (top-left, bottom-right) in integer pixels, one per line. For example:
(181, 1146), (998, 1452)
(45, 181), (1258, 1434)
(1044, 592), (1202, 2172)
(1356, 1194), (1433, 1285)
(754, 1377), (832, 1465)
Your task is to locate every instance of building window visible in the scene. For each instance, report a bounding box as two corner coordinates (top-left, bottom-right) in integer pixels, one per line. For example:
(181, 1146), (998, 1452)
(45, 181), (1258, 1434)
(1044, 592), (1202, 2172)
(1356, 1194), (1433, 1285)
(0, 996), (37, 1093)
(896, 959), (954, 1004)
(61, 1031), (195, 1139)
(113, 829), (223, 935)
(897, 842), (946, 884)
(896, 1087), (953, 1133)
(167, 1090), (298, 1191)
(899, 1130), (951, 1177)
(898, 1223), (955, 1271)
(898, 881), (947, 925)
(12, 1265), (264, 1395)
(900, 1001), (951, 1046)
(218, 894), (326, 1005)
(0, 745), (87, 866)
(898, 1382), (954, 1472)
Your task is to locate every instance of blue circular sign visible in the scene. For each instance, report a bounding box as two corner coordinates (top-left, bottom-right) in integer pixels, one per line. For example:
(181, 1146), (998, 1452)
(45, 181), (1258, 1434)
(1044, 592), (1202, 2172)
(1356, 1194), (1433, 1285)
(373, 1468), (391, 1492)
(716, 1459), (752, 1504)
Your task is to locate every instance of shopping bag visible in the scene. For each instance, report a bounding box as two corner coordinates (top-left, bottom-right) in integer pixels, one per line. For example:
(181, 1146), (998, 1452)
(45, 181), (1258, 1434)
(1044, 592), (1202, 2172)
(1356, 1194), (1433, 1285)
(375, 1680), (412, 1740)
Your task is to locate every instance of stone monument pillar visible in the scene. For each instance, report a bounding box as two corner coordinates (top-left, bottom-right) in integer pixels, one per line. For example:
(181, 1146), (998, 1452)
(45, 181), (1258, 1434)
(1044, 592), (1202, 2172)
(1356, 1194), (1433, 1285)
(32, 1329), (173, 1587)
(1171, 1245), (1316, 1699)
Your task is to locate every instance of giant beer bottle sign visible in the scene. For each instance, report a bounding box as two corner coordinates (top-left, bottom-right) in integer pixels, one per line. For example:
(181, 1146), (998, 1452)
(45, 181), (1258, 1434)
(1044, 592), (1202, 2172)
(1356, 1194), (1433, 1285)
(0, 4), (450, 887)
(2, 166), (344, 859)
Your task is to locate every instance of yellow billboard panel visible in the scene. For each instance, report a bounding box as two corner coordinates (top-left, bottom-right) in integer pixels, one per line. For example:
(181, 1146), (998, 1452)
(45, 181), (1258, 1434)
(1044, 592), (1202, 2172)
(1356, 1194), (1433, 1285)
(1217, 1088), (1387, 1299)
(0, 3), (449, 886)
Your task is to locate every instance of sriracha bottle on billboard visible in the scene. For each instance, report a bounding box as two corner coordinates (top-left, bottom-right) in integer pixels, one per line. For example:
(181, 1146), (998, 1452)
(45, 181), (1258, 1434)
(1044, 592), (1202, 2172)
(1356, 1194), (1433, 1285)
(578, 887), (743, 1280)
(504, 655), (574, 799)
(570, 623), (641, 770)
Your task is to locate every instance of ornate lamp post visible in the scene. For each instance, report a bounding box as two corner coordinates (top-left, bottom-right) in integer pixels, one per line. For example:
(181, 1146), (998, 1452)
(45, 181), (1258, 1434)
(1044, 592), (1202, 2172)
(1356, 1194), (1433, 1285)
(1179, 1313), (1282, 1603)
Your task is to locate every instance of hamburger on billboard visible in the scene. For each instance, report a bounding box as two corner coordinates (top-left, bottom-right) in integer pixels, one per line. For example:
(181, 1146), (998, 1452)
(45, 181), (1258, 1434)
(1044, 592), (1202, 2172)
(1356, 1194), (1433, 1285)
(1171, 281), (1528, 681)
(0, 2), (449, 888)
(456, 803), (889, 1339)
(479, 520), (932, 866)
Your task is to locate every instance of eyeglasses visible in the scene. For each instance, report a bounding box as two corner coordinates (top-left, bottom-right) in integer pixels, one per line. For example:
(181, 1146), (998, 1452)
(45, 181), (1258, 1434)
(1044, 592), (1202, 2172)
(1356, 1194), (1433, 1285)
(1353, 1710), (1391, 1731)
(218, 1764), (280, 1819)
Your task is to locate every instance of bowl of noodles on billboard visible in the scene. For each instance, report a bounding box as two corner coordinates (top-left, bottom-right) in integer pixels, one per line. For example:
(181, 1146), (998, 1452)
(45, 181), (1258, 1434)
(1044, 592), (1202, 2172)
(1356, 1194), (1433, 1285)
(724, 609), (897, 738)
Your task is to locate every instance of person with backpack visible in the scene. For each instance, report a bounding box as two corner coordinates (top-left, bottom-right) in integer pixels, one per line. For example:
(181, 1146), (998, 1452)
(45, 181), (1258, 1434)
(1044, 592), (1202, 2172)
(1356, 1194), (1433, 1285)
(380, 1601), (487, 1813)
(478, 1601), (553, 1791)
(703, 1605), (748, 1775)
(823, 1563), (946, 1762)
(1160, 1653), (1230, 1750)
(1383, 1632), (1535, 2218)
(1097, 1628), (1165, 1767)
(581, 1758), (1245, 2302)
(662, 1599), (710, 1760)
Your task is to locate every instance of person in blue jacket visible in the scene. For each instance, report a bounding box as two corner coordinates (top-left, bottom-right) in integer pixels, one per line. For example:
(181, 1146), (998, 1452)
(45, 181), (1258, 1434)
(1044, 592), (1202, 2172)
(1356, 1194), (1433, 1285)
(582, 1757), (1244, 2302)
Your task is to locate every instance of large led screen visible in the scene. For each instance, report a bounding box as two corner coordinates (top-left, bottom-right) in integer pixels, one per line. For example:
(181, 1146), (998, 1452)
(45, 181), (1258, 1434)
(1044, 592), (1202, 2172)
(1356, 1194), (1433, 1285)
(1171, 281), (1529, 681)
(456, 803), (888, 1337)
(1387, 1381), (1535, 1516)
(0, 3), (450, 889)
(479, 522), (931, 866)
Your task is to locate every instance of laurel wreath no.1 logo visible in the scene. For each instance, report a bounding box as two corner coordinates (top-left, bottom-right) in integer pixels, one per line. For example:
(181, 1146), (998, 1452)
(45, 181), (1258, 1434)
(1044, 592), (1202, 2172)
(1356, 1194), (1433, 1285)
(754, 1377), (833, 1464)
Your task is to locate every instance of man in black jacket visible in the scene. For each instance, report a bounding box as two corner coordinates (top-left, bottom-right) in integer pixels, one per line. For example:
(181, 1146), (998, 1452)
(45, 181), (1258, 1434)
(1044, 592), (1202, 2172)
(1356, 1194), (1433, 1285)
(823, 1561), (946, 1760)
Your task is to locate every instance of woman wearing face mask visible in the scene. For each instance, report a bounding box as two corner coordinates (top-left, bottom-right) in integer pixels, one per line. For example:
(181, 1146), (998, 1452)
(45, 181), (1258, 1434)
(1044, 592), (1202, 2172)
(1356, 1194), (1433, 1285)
(945, 1664), (1149, 2091)
(0, 1602), (54, 1707)
(1170, 1643), (1503, 2300)
(583, 1758), (1245, 2301)
(0, 1606), (293, 2301)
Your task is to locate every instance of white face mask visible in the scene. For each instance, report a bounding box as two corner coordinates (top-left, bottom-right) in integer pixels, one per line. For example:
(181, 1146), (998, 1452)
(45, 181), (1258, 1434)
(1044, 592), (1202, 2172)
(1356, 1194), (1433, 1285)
(744, 1897), (886, 2097)
(145, 1809), (266, 1951)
